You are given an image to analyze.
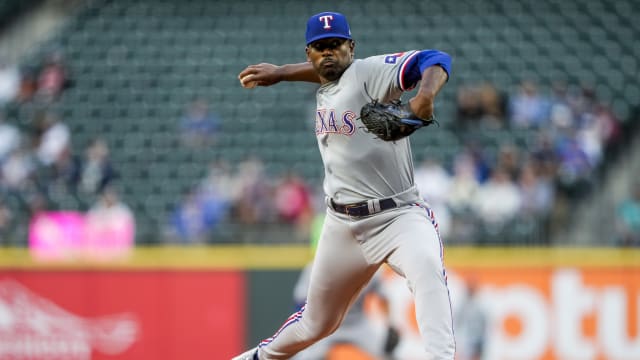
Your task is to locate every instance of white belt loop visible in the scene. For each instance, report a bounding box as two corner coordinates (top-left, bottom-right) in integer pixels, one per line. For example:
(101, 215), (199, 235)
(325, 196), (333, 210)
(368, 199), (381, 214)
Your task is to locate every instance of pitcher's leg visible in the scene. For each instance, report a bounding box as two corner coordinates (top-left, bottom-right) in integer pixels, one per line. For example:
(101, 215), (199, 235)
(259, 212), (379, 360)
(385, 206), (455, 359)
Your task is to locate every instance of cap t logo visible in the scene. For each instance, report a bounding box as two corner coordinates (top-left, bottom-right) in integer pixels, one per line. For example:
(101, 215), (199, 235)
(305, 12), (351, 45)
(319, 15), (334, 29)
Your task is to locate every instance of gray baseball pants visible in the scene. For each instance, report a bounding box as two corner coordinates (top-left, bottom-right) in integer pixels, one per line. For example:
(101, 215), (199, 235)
(257, 199), (455, 360)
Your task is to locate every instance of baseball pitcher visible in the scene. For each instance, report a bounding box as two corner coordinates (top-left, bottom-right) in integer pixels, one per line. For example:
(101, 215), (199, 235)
(234, 11), (455, 360)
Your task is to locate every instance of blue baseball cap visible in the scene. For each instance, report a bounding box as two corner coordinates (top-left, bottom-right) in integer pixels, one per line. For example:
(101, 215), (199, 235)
(305, 12), (352, 45)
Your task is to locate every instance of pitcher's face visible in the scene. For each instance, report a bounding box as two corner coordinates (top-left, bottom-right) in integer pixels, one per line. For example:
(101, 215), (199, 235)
(306, 38), (355, 83)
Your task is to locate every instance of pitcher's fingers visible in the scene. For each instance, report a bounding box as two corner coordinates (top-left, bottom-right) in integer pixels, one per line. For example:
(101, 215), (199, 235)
(237, 65), (257, 79)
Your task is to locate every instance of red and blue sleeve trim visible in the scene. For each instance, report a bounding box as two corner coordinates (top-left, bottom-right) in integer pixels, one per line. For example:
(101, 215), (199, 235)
(398, 50), (452, 91)
(398, 51), (421, 91)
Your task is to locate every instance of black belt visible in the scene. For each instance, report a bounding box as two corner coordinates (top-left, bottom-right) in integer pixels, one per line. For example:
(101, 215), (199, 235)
(330, 198), (397, 217)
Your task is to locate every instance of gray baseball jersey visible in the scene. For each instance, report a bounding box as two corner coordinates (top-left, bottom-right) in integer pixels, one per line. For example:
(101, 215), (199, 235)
(315, 51), (420, 204)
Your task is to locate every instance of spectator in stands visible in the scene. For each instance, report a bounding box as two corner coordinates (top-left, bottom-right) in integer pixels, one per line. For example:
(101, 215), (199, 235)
(615, 182), (640, 247)
(548, 81), (575, 131)
(575, 111), (604, 168)
(274, 170), (313, 242)
(199, 160), (235, 206)
(448, 153), (480, 213)
(85, 186), (135, 259)
(0, 141), (48, 220)
(466, 142), (492, 183)
(34, 111), (70, 167)
(517, 161), (554, 217)
(447, 153), (480, 243)
(232, 157), (273, 225)
(41, 145), (82, 201)
(555, 131), (593, 199)
(495, 144), (521, 181)
(508, 79), (550, 129)
(16, 66), (38, 103)
(569, 84), (598, 122)
(456, 84), (483, 129)
(0, 200), (12, 244)
(0, 57), (20, 106)
(195, 161), (233, 238)
(477, 82), (507, 129)
(531, 131), (559, 180)
(170, 187), (212, 244)
(0, 114), (21, 162)
(35, 50), (71, 103)
(415, 158), (453, 239)
(1, 145), (35, 192)
(472, 167), (522, 230)
(79, 138), (116, 195)
(31, 112), (81, 204)
(455, 82), (507, 130)
(592, 103), (622, 153)
(528, 131), (568, 234)
(573, 98), (622, 168)
(179, 98), (221, 148)
(170, 164), (231, 243)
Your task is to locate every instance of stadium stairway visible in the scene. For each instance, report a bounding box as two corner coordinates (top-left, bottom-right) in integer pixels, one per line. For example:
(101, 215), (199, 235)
(554, 113), (640, 245)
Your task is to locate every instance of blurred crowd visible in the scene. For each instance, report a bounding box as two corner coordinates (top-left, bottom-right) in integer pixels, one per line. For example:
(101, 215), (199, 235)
(0, 51), (129, 245)
(167, 76), (634, 246)
(417, 79), (626, 244)
(2, 48), (638, 247)
(166, 157), (315, 244)
(0, 50), (71, 107)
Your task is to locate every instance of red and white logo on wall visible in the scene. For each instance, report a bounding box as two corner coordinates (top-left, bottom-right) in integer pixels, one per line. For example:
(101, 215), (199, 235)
(0, 280), (139, 359)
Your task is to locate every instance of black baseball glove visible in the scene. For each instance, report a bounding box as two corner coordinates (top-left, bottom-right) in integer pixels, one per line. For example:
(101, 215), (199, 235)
(360, 99), (437, 142)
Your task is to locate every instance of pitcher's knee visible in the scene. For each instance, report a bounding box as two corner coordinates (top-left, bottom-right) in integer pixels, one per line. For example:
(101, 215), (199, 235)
(301, 318), (340, 343)
(408, 255), (446, 285)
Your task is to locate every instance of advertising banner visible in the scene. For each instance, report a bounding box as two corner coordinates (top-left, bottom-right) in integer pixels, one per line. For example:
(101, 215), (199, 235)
(379, 265), (640, 360)
(29, 211), (134, 262)
(0, 271), (245, 360)
(0, 246), (638, 360)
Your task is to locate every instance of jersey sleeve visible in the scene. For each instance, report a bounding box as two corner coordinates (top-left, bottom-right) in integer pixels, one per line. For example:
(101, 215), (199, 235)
(356, 50), (451, 101)
(356, 51), (418, 102)
(398, 49), (452, 91)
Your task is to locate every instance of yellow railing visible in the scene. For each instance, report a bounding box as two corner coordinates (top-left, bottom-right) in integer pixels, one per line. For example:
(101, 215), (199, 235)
(0, 246), (639, 270)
